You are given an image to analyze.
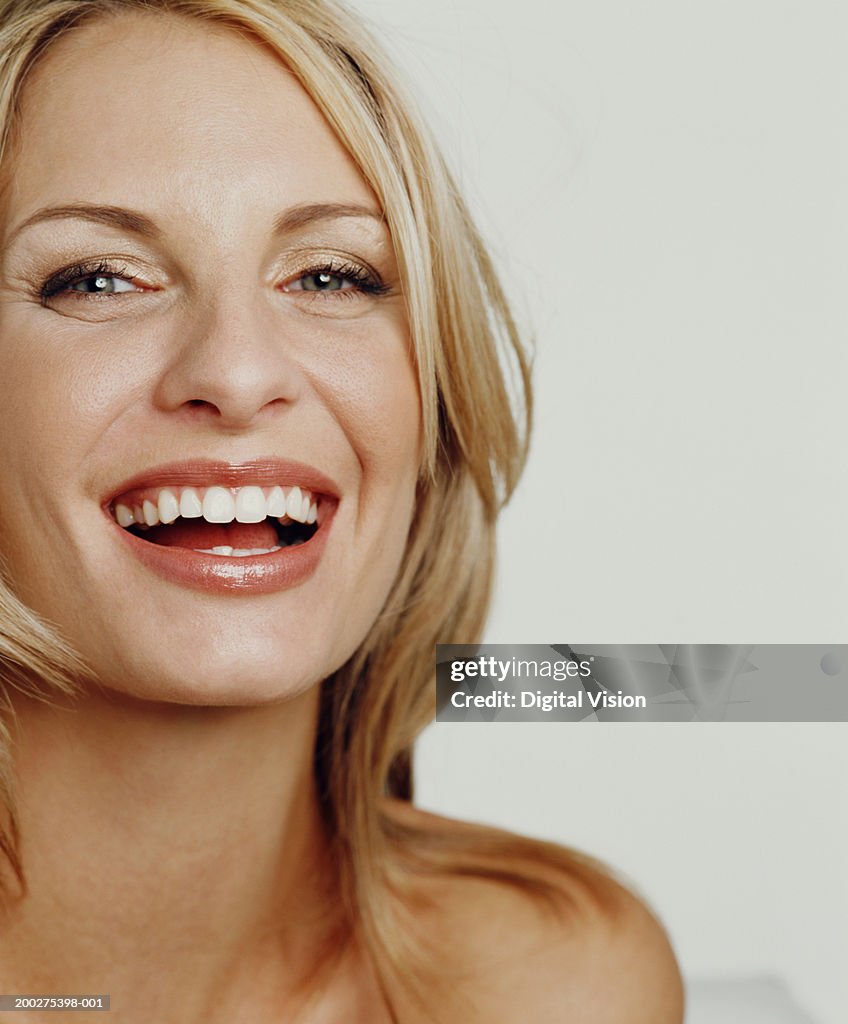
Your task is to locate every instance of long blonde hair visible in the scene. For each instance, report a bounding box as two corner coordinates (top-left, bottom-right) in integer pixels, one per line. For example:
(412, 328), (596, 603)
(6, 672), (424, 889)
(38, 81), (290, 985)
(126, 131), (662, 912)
(0, 0), (613, 1012)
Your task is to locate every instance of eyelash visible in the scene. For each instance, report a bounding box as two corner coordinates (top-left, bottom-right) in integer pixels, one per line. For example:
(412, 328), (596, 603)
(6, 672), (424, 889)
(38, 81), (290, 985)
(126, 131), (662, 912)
(38, 258), (390, 302)
(40, 259), (132, 301)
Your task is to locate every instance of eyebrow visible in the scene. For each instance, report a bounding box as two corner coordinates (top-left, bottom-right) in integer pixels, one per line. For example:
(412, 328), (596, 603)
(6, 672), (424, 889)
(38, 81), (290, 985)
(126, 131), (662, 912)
(5, 200), (386, 247)
(6, 204), (160, 246)
(274, 202), (385, 233)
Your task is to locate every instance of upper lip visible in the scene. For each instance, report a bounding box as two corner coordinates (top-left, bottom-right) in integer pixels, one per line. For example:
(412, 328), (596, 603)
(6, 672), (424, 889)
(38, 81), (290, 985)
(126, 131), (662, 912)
(103, 457), (342, 506)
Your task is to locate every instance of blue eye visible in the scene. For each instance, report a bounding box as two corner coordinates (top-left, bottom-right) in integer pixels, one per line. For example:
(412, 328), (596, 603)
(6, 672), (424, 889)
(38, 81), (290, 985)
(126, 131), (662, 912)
(282, 261), (389, 298)
(69, 275), (138, 294)
(40, 260), (139, 301)
(39, 259), (390, 305)
(292, 272), (353, 293)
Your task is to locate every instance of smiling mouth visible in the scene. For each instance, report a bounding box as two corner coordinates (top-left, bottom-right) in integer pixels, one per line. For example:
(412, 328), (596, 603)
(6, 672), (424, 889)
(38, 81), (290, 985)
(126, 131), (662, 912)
(108, 484), (323, 556)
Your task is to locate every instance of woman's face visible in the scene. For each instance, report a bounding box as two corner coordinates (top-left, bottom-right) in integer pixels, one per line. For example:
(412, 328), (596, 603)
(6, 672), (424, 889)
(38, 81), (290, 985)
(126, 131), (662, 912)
(0, 13), (421, 704)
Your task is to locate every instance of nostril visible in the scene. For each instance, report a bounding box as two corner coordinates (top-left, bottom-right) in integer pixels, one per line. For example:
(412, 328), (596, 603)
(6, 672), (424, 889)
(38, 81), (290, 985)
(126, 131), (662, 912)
(181, 399), (233, 423)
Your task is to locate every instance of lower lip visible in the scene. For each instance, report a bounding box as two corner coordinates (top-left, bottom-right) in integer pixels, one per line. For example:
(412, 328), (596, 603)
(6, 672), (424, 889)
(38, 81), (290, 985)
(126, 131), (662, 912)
(109, 510), (335, 595)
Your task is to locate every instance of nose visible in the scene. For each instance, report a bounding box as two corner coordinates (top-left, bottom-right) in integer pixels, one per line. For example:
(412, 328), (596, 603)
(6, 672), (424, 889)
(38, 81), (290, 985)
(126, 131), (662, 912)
(153, 289), (303, 430)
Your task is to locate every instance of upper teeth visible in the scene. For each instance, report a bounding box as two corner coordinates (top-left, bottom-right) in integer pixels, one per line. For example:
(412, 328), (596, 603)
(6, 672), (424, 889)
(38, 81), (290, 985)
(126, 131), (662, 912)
(112, 485), (319, 528)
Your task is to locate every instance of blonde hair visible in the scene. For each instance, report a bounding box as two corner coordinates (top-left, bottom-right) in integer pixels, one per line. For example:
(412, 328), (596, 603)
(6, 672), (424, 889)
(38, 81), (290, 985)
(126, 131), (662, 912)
(0, 0), (613, 1013)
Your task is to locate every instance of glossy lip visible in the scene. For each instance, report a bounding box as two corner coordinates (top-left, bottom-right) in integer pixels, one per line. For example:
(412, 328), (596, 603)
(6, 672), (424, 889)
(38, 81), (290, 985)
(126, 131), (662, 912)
(103, 457), (342, 505)
(102, 458), (340, 596)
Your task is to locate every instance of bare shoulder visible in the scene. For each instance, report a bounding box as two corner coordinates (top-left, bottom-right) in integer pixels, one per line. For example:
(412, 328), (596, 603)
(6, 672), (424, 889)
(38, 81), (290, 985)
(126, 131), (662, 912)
(383, 799), (684, 1024)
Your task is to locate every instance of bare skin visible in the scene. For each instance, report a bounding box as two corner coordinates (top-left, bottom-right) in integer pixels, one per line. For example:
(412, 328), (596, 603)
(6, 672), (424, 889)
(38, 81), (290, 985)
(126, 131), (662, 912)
(0, 11), (683, 1023)
(3, 691), (350, 1022)
(383, 800), (685, 1024)
(0, 11), (416, 1022)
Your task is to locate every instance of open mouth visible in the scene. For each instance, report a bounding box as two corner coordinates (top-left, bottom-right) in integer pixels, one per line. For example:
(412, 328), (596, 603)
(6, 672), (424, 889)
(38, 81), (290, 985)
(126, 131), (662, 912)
(108, 484), (324, 557)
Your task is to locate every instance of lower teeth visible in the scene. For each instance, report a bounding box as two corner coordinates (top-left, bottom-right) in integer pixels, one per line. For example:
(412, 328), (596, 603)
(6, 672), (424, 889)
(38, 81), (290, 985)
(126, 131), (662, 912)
(193, 539), (309, 556)
(195, 546), (282, 556)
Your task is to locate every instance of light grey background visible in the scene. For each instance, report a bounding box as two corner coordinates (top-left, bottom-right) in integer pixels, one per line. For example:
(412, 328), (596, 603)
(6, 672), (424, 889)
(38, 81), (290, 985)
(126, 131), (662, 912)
(346, 2), (848, 1021)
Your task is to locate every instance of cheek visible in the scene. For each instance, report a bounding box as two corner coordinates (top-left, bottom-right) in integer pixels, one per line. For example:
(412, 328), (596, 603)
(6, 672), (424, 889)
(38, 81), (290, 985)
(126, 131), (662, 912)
(304, 312), (423, 491)
(0, 317), (147, 511)
(301, 315), (423, 627)
(0, 314), (167, 624)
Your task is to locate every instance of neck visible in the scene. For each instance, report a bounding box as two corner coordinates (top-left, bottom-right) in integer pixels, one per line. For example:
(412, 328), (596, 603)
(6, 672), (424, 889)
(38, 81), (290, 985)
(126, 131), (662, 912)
(0, 684), (345, 1022)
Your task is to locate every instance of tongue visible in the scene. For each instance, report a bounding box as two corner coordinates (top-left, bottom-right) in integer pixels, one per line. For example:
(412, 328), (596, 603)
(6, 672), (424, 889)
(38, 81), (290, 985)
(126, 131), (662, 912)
(142, 520), (280, 549)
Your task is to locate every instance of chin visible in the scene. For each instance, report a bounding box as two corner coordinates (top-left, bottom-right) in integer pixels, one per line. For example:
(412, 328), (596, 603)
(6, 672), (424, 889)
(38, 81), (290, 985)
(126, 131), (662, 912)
(86, 634), (327, 709)
(101, 670), (317, 709)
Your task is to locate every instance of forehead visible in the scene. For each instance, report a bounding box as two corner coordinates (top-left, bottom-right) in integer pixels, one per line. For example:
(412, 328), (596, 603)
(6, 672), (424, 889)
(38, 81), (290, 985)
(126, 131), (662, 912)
(7, 10), (375, 226)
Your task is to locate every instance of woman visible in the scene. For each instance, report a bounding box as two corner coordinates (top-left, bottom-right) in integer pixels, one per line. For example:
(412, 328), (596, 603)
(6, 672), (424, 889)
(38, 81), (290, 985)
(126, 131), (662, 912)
(0, 0), (683, 1019)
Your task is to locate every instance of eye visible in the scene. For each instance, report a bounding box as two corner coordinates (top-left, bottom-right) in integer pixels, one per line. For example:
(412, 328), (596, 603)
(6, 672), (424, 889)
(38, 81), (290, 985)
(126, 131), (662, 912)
(286, 271), (354, 293)
(40, 260), (144, 302)
(69, 274), (139, 295)
(280, 260), (389, 299)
